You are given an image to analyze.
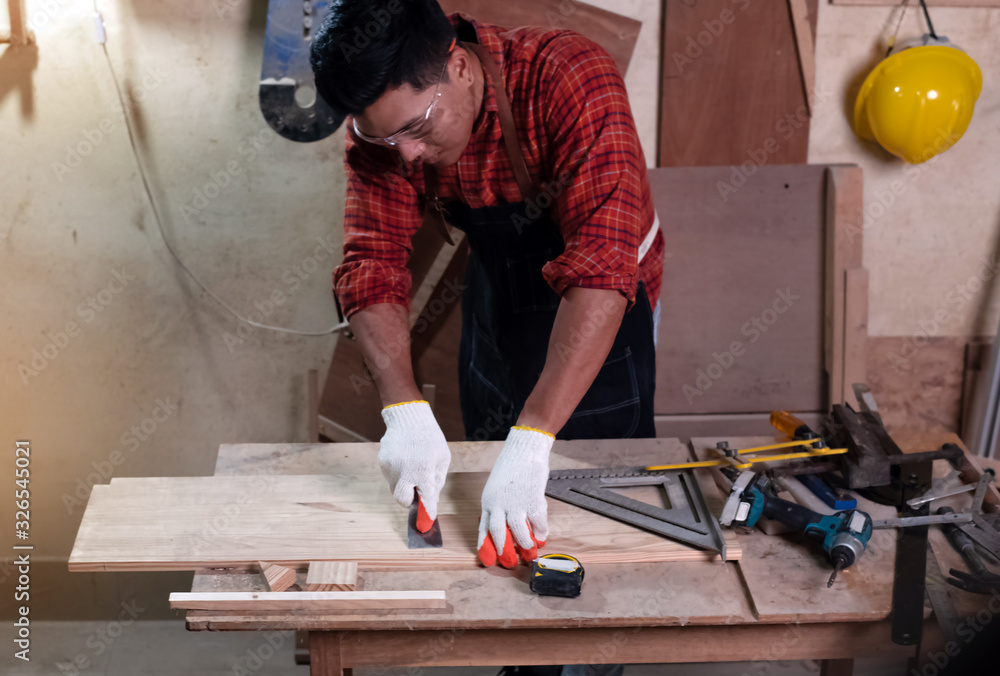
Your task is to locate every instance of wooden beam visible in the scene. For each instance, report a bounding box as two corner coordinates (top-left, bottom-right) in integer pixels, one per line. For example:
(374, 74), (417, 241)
(308, 369), (320, 444)
(420, 384), (436, 413)
(4, 0), (34, 46)
(306, 562), (358, 592)
(843, 267), (869, 407)
(332, 622), (916, 666)
(823, 166), (865, 409)
(832, 0), (999, 6)
(69, 463), (742, 572)
(788, 0), (816, 116)
(408, 232), (466, 330)
(169, 590), (447, 612)
(437, 0), (641, 75)
(317, 415), (371, 443)
(310, 632), (345, 676)
(259, 561), (298, 592)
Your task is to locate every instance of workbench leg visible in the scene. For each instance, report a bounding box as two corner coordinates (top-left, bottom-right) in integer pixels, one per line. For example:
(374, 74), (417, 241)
(295, 631), (310, 665)
(820, 658), (853, 676)
(309, 631), (350, 676)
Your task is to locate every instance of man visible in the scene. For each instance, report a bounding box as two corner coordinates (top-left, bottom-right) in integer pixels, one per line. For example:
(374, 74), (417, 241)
(311, 0), (663, 571)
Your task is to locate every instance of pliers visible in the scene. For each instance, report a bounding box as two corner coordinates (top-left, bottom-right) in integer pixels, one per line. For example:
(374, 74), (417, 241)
(939, 506), (1000, 594)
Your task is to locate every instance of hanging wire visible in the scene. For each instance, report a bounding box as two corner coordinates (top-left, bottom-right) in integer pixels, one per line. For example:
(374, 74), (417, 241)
(92, 1), (349, 337)
(886, 0), (911, 57)
(918, 0), (939, 39)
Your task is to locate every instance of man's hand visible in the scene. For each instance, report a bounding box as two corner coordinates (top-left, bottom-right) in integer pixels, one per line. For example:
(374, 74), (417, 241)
(379, 400), (451, 530)
(478, 425), (553, 567)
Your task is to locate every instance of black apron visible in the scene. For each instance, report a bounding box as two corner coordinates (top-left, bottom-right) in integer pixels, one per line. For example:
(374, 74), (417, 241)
(424, 42), (655, 443)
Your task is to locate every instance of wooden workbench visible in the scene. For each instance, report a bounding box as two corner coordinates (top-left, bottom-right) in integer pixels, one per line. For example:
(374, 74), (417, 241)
(174, 434), (999, 675)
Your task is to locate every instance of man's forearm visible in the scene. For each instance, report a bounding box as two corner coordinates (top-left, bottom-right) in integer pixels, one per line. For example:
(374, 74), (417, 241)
(347, 303), (423, 407)
(516, 286), (627, 433)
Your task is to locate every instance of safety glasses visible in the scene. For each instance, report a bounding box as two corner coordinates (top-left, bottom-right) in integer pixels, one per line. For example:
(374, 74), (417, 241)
(352, 41), (456, 147)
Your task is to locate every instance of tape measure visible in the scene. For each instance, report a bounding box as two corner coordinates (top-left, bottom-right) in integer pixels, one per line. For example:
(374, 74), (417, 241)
(529, 554), (584, 598)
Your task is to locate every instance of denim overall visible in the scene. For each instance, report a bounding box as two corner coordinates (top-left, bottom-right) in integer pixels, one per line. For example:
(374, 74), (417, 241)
(425, 42), (656, 444)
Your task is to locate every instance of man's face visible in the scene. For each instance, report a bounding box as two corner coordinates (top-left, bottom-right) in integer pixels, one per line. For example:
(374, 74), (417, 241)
(353, 48), (480, 168)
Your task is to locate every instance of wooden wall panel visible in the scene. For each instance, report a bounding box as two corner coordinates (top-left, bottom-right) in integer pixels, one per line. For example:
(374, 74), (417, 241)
(866, 335), (966, 435)
(650, 164), (828, 415)
(658, 0), (810, 167)
(438, 0), (641, 76)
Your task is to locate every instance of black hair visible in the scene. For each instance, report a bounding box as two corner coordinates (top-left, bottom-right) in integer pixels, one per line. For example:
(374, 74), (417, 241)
(310, 0), (457, 117)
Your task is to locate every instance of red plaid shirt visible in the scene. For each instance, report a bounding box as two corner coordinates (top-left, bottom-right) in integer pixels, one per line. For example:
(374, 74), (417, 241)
(335, 14), (664, 319)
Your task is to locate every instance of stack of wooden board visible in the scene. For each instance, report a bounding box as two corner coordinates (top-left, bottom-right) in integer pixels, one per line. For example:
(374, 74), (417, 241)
(69, 471), (742, 573)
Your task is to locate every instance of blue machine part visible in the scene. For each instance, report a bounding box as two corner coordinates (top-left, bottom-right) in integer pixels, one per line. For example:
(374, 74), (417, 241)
(260, 0), (344, 142)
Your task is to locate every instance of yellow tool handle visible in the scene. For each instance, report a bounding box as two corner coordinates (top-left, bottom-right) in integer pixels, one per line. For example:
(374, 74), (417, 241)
(645, 445), (847, 472)
(738, 439), (821, 454)
(770, 410), (809, 438)
(730, 447), (847, 468)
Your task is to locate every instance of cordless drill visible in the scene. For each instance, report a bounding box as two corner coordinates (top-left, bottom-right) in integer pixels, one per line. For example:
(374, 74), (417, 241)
(720, 470), (873, 587)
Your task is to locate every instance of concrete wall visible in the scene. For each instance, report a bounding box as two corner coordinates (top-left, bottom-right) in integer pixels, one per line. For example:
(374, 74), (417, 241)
(1, 0), (341, 619)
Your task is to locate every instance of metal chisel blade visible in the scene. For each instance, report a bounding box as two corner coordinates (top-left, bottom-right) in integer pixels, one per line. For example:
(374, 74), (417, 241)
(407, 497), (443, 549)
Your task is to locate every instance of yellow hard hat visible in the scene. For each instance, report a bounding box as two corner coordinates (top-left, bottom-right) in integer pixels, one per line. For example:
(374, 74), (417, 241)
(854, 40), (982, 164)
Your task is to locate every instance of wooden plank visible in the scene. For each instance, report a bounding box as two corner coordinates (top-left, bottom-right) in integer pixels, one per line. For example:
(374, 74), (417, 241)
(844, 267), (869, 406)
(213, 438), (689, 479)
(788, 0), (816, 115)
(824, 166), (865, 409)
(420, 383), (436, 412)
(409, 237), (468, 438)
(691, 436), (899, 623)
(308, 369), (320, 444)
(962, 339), (990, 441)
(310, 632), (345, 676)
(658, 0), (809, 166)
(69, 448), (742, 572)
(179, 621), (925, 662)
(317, 415), (371, 443)
(867, 336), (966, 434)
(260, 561), (298, 592)
(186, 560), (756, 630)
(832, 0), (1000, 6)
(307, 562), (358, 592)
(6, 0), (33, 46)
(318, 335), (387, 442)
(650, 165), (827, 415)
(169, 590), (446, 612)
(438, 0), (641, 76)
(332, 623), (916, 666)
(319, 230), (468, 443)
(408, 233), (465, 329)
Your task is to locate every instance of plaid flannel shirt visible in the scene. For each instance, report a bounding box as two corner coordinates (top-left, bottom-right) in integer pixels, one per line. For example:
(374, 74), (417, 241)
(334, 13), (664, 319)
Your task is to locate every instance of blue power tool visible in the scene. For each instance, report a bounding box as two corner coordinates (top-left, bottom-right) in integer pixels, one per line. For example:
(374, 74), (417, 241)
(720, 470), (874, 587)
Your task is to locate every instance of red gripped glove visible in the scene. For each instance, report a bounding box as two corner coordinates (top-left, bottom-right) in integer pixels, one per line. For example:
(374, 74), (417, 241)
(477, 426), (554, 568)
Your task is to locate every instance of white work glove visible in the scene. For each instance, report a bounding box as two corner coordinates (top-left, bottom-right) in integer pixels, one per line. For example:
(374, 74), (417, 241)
(378, 400), (451, 529)
(478, 425), (554, 568)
